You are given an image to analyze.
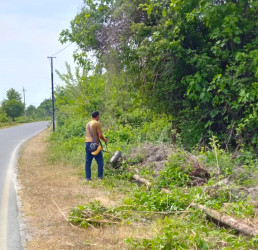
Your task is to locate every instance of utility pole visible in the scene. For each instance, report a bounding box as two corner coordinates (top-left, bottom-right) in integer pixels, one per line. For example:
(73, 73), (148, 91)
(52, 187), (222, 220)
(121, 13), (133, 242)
(22, 87), (27, 117)
(47, 56), (56, 132)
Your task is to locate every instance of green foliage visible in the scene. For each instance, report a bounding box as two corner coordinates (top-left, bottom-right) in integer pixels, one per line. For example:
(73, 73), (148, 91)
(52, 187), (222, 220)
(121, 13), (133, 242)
(48, 2), (258, 248)
(6, 88), (22, 102)
(0, 111), (9, 123)
(36, 98), (52, 119)
(57, 116), (85, 139)
(2, 100), (24, 121)
(48, 62), (174, 166)
(198, 135), (235, 176)
(125, 215), (258, 249)
(26, 105), (37, 118)
(69, 200), (109, 228)
(2, 88), (24, 121)
(125, 187), (193, 212)
(221, 201), (255, 219)
(156, 151), (191, 188)
(233, 162), (258, 187)
(0, 89), (52, 124)
(69, 200), (131, 228)
(60, 0), (258, 152)
(15, 116), (34, 123)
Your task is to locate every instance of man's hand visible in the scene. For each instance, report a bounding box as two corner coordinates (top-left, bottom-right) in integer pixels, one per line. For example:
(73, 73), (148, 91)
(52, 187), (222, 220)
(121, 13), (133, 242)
(98, 132), (108, 143)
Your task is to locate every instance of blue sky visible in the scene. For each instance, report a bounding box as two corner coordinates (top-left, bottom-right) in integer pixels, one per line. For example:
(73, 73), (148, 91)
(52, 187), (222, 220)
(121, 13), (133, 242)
(0, 0), (83, 107)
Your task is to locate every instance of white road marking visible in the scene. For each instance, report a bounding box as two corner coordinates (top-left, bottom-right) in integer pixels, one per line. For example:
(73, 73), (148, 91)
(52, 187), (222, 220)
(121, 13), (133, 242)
(0, 141), (24, 250)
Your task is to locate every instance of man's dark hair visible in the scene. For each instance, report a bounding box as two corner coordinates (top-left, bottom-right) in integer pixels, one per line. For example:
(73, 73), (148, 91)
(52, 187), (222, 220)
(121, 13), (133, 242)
(92, 111), (99, 118)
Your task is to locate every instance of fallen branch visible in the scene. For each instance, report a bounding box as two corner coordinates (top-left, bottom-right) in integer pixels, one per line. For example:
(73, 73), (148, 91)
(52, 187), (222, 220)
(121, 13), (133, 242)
(132, 174), (151, 188)
(51, 199), (86, 230)
(193, 204), (258, 237)
(161, 188), (171, 194)
(202, 178), (230, 192)
(121, 209), (190, 215)
(71, 216), (121, 225)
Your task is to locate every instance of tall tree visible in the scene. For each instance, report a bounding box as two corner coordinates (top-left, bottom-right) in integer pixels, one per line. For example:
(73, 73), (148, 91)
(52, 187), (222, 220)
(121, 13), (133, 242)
(6, 88), (22, 102)
(60, 0), (258, 150)
(2, 88), (24, 121)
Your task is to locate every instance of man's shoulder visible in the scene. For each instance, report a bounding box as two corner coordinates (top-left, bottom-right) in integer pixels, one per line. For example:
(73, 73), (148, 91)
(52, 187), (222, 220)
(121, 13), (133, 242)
(89, 120), (101, 127)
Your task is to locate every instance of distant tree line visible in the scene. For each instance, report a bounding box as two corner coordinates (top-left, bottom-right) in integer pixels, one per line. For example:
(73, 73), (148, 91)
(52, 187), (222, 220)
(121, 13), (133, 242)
(0, 88), (52, 122)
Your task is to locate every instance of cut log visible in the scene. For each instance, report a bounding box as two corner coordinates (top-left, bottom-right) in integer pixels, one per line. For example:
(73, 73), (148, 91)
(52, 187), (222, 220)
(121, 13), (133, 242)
(161, 188), (171, 194)
(193, 204), (258, 237)
(134, 168), (140, 175)
(132, 174), (151, 189)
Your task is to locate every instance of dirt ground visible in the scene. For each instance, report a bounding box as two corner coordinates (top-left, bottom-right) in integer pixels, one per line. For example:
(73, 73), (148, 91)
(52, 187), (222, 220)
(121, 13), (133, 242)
(18, 129), (150, 249)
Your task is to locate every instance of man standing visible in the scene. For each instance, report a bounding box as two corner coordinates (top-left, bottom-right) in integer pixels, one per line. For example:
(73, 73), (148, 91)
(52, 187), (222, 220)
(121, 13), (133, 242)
(85, 111), (108, 181)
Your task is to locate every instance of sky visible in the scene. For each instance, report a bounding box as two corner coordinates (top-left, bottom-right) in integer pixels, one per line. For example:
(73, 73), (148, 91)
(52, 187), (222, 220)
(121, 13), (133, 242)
(0, 0), (83, 107)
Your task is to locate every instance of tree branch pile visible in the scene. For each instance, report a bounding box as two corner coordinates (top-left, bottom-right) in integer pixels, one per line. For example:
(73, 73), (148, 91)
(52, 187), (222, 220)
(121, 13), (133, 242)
(69, 201), (125, 229)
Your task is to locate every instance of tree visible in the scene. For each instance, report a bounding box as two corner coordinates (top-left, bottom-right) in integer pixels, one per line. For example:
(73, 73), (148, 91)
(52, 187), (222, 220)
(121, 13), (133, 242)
(2, 88), (24, 121)
(36, 99), (52, 118)
(6, 88), (22, 102)
(0, 105), (9, 122)
(26, 105), (37, 117)
(60, 0), (258, 150)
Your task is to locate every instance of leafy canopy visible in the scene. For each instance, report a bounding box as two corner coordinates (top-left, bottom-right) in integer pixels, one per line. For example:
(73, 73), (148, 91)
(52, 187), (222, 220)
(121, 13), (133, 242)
(60, 0), (258, 151)
(2, 88), (24, 121)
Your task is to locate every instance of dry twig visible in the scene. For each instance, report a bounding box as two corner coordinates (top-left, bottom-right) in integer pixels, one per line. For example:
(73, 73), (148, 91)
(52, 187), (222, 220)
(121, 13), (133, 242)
(52, 199), (80, 230)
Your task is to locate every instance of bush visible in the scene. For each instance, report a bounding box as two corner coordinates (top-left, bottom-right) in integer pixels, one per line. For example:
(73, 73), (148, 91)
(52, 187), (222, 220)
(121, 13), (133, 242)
(156, 151), (191, 188)
(0, 112), (9, 123)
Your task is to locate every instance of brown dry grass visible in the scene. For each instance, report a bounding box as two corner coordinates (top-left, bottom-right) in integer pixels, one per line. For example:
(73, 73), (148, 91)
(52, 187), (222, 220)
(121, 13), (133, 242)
(18, 129), (152, 249)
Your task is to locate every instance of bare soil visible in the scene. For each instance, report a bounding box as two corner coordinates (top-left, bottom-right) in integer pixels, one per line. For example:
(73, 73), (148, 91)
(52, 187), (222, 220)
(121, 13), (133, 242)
(18, 129), (151, 249)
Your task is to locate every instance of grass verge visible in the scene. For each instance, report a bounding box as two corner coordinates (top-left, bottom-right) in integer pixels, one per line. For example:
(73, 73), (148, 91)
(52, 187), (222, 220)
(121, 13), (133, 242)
(18, 129), (152, 249)
(18, 128), (258, 249)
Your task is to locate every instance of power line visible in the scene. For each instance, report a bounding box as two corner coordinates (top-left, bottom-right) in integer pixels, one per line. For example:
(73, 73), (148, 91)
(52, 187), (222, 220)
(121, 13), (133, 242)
(51, 43), (73, 57)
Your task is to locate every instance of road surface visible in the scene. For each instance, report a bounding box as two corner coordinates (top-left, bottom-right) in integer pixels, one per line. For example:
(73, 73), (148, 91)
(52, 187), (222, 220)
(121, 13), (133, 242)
(0, 121), (49, 250)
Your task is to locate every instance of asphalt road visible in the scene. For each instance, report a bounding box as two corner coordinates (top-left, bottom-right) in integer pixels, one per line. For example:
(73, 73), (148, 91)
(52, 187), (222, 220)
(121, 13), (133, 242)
(0, 121), (49, 250)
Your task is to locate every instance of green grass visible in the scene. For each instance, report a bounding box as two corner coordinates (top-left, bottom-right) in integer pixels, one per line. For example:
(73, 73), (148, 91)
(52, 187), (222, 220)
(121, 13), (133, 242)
(47, 114), (258, 249)
(125, 214), (258, 249)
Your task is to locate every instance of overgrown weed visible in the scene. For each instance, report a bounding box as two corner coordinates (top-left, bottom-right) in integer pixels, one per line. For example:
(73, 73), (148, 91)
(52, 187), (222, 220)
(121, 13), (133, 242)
(47, 105), (257, 248)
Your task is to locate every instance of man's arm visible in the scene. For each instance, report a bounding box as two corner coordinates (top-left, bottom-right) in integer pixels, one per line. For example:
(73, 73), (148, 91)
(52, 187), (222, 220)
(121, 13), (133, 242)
(98, 132), (108, 143)
(97, 124), (108, 143)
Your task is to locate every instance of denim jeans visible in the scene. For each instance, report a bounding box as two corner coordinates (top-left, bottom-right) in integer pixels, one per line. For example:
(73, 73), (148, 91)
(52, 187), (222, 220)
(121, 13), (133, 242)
(85, 142), (104, 179)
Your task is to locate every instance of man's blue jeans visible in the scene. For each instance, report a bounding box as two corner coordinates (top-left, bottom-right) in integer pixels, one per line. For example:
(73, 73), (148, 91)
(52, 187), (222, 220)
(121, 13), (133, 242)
(85, 142), (104, 180)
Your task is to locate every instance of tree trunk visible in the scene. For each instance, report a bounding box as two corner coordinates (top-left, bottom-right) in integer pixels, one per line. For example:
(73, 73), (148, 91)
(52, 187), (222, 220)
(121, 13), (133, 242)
(193, 204), (258, 237)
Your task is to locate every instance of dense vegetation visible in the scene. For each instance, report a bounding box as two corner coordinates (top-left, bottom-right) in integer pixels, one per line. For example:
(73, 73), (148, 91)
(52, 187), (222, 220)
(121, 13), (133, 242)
(0, 88), (52, 126)
(48, 0), (257, 248)
(60, 0), (257, 152)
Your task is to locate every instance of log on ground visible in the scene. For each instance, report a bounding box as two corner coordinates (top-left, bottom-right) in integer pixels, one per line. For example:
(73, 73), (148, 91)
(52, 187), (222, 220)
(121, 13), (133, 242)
(132, 174), (151, 189)
(193, 204), (258, 237)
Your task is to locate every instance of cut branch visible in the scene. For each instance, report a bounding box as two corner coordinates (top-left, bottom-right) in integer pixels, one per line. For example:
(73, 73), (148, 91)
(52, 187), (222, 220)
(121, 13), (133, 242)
(193, 204), (258, 237)
(161, 188), (171, 194)
(52, 199), (82, 230)
(132, 174), (151, 189)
